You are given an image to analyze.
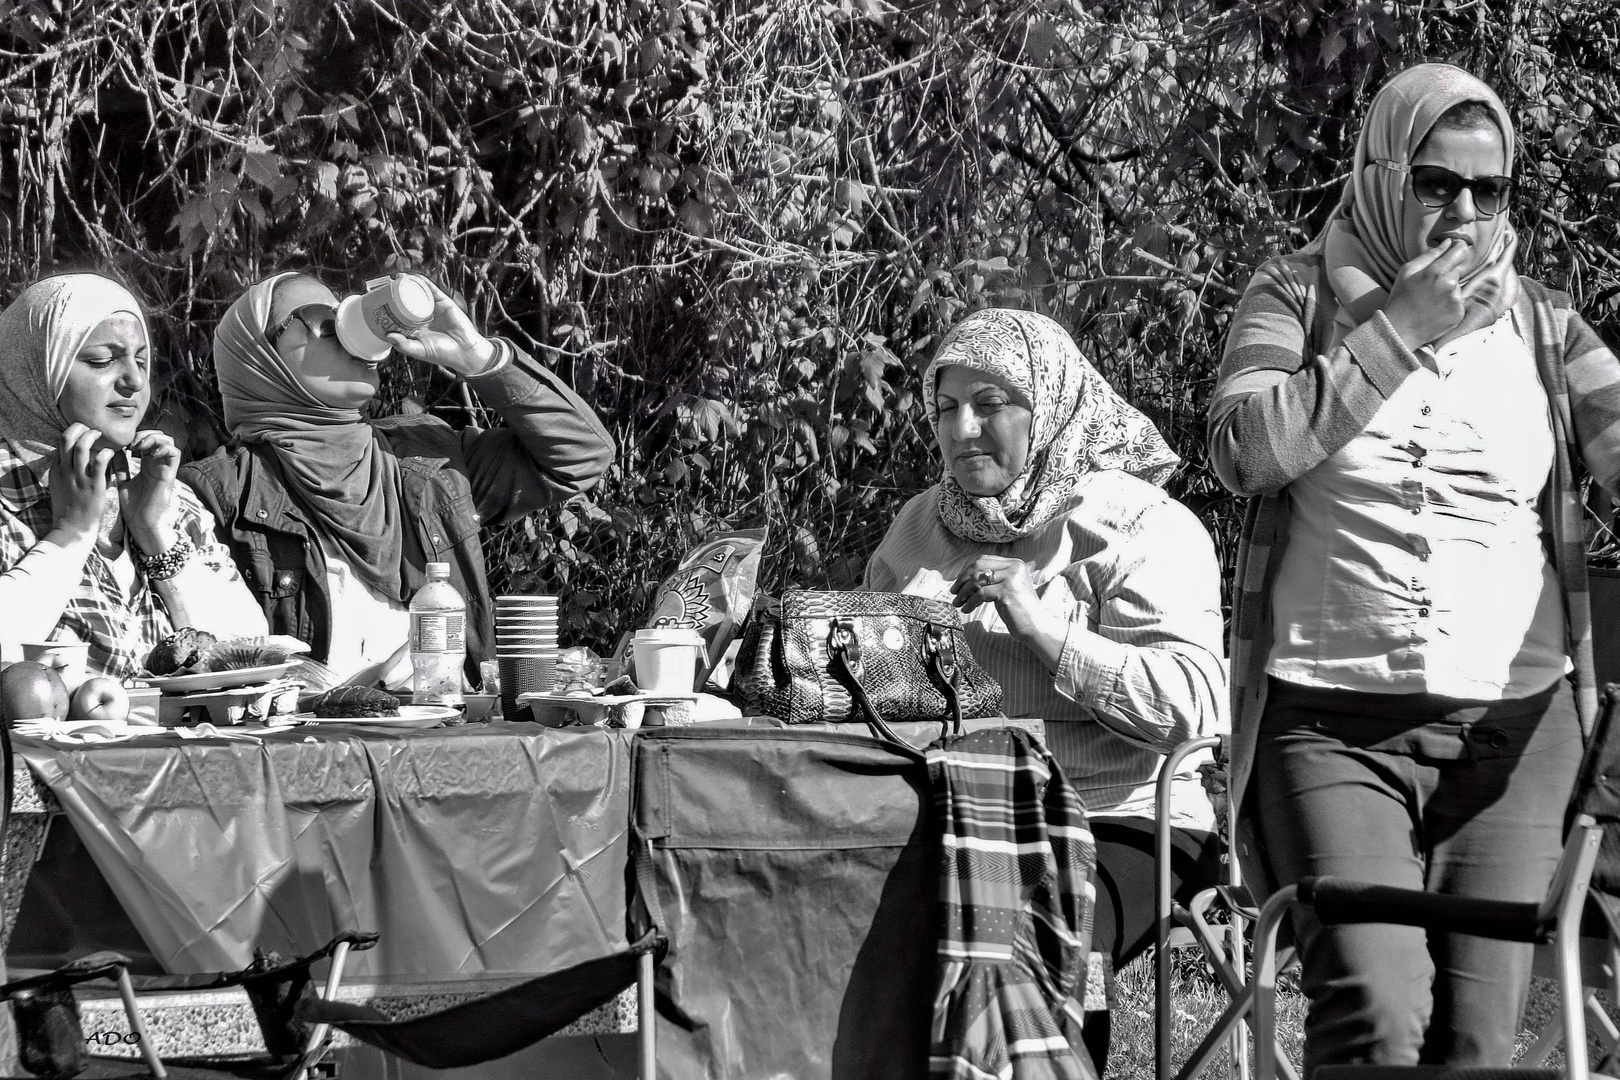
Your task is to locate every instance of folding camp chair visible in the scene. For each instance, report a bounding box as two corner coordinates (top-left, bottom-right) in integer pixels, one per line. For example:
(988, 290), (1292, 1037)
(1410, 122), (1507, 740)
(1248, 685), (1620, 1080)
(627, 723), (945, 1080)
(298, 720), (952, 1079)
(0, 931), (377, 1080)
(0, 720), (378, 1080)
(295, 932), (662, 1074)
(1155, 735), (1301, 1080)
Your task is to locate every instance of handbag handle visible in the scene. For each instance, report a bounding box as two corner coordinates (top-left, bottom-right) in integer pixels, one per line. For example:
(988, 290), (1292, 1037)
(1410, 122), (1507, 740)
(826, 619), (907, 746)
(922, 624), (966, 737)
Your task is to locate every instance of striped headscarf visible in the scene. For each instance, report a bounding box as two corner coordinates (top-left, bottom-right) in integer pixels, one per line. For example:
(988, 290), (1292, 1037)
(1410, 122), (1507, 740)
(925, 308), (1180, 544)
(1319, 63), (1519, 348)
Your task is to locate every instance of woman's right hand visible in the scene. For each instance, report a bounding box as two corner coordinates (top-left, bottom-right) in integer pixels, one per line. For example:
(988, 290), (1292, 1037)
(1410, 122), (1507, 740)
(46, 424), (115, 548)
(1381, 238), (1476, 349)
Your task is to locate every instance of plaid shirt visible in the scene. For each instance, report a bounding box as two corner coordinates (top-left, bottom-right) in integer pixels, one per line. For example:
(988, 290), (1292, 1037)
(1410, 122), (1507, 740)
(0, 440), (246, 678)
(1210, 250), (1620, 892)
(928, 727), (1098, 1080)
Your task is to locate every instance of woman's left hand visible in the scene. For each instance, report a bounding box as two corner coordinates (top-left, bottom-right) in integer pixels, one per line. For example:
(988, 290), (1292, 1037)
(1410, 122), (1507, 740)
(118, 430), (181, 555)
(952, 556), (1042, 637)
(385, 279), (499, 378)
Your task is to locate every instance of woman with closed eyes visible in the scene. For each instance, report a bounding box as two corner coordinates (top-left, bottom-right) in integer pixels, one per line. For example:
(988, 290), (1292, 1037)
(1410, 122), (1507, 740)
(1211, 64), (1620, 1069)
(0, 274), (265, 675)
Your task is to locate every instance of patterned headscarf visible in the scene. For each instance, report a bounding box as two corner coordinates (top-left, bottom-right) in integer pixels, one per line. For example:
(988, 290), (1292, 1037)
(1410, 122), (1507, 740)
(0, 274), (150, 471)
(1318, 63), (1518, 348)
(925, 309), (1180, 544)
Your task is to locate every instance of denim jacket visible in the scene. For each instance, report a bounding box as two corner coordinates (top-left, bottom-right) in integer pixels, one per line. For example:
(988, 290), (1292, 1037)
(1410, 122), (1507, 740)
(180, 342), (614, 679)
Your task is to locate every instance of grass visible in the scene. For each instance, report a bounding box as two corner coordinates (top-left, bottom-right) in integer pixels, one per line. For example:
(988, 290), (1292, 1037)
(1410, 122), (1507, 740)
(1105, 948), (1608, 1080)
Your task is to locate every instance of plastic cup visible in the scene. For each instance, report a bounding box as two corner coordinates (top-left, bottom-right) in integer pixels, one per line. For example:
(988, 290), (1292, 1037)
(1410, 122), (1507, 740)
(22, 642), (91, 693)
(336, 274), (436, 362)
(631, 629), (705, 694)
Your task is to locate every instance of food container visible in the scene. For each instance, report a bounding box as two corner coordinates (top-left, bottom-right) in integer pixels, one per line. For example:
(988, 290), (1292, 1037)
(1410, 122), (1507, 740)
(631, 628), (706, 694)
(126, 685), (162, 726)
(336, 275), (435, 362)
(158, 680), (302, 727)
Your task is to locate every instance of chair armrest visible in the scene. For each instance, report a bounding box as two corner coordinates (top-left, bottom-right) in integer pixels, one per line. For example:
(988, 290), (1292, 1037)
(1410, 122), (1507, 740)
(0, 953), (131, 1000)
(1297, 876), (1549, 942)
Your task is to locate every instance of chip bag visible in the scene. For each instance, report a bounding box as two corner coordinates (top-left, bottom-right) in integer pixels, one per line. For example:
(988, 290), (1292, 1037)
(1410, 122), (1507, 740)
(645, 527), (768, 687)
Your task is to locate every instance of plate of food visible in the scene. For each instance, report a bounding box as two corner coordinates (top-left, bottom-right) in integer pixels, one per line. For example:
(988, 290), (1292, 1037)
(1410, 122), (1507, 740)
(291, 686), (456, 729)
(142, 629), (310, 692)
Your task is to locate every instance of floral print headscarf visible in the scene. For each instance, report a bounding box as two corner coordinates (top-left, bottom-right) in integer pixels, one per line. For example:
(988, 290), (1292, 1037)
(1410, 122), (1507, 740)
(925, 308), (1180, 544)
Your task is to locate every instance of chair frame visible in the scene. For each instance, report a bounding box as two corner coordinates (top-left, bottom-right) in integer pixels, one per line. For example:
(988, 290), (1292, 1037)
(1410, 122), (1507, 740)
(0, 933), (369, 1080)
(1248, 815), (1606, 1080)
(1156, 735), (1303, 1080)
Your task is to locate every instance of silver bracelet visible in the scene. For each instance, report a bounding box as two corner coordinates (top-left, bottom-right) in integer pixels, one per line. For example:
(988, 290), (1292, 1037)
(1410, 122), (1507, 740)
(140, 536), (194, 581)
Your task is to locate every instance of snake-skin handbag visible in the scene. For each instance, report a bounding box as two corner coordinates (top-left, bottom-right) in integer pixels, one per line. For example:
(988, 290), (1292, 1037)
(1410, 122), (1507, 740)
(734, 590), (1003, 740)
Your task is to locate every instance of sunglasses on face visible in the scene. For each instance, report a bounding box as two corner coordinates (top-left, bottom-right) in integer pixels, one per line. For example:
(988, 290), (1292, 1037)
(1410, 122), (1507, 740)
(268, 303), (338, 346)
(1376, 160), (1514, 216)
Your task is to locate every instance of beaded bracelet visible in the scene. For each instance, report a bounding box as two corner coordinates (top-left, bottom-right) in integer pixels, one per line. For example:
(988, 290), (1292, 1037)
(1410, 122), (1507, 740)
(141, 536), (194, 581)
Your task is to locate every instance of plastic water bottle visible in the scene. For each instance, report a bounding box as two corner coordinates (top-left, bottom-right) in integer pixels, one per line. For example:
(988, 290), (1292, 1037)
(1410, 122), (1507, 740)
(411, 562), (465, 711)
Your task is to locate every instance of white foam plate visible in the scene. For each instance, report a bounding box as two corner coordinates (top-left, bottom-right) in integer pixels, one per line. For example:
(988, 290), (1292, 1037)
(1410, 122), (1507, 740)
(144, 663), (299, 693)
(289, 705), (458, 730)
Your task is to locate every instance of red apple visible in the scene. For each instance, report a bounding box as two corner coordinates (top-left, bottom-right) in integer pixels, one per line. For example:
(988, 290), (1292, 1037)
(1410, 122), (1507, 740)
(69, 677), (130, 724)
(0, 662), (70, 724)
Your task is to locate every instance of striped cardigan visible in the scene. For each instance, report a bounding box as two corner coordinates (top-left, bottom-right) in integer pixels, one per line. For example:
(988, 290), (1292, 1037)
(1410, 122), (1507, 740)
(1208, 247), (1620, 892)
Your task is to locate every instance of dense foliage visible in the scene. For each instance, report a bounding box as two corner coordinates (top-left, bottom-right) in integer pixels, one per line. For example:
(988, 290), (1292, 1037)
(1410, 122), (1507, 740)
(4, 0), (1619, 648)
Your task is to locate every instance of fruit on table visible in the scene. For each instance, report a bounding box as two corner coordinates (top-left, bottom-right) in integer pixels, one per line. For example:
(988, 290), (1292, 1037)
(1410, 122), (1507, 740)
(0, 662), (70, 724)
(69, 677), (131, 724)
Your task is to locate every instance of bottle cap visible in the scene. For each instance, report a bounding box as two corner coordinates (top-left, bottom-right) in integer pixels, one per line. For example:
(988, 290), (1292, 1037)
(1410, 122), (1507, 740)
(426, 562), (451, 578)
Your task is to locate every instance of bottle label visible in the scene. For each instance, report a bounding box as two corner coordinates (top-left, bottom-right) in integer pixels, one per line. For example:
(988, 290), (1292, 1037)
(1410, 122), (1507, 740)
(412, 613), (466, 652)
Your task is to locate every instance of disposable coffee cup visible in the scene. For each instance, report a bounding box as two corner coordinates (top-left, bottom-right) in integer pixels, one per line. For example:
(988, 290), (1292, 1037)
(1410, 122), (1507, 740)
(336, 274), (436, 362)
(631, 628), (706, 695)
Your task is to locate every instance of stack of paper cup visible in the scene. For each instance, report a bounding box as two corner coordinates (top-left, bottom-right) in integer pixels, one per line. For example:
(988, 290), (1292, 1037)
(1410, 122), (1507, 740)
(495, 595), (560, 720)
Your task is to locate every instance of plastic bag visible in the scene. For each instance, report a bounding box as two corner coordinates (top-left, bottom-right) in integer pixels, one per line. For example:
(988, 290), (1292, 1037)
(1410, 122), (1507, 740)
(645, 527), (768, 686)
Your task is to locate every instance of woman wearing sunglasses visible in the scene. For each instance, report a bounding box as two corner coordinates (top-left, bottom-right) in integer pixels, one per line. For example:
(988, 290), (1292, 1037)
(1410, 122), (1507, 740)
(180, 272), (614, 684)
(1211, 64), (1620, 1069)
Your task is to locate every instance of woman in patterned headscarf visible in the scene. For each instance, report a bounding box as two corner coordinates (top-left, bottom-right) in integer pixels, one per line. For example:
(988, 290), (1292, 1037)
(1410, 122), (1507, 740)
(865, 306), (1228, 1072)
(1211, 63), (1615, 1069)
(0, 274), (264, 678)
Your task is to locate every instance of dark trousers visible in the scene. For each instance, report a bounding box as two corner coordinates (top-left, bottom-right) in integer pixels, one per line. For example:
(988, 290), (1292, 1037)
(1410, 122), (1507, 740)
(1081, 815), (1223, 1075)
(1255, 676), (1583, 1074)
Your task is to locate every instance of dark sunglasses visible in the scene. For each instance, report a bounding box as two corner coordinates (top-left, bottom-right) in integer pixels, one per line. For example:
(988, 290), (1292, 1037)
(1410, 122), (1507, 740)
(1376, 160), (1514, 216)
(267, 302), (338, 346)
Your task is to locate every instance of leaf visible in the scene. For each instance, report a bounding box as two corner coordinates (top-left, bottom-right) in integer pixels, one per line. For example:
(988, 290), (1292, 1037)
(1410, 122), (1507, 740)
(1320, 30), (1346, 67)
(313, 162), (340, 201)
(245, 149), (281, 188)
(678, 198), (713, 237)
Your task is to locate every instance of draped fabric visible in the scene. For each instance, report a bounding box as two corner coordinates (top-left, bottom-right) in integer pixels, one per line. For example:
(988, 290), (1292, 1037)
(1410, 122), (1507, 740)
(1315, 63), (1519, 350)
(928, 727), (1098, 1080)
(924, 308), (1179, 544)
(213, 273), (406, 601)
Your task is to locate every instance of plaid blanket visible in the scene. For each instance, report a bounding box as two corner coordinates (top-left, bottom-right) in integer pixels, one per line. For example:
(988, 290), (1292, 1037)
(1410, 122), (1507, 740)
(927, 728), (1098, 1080)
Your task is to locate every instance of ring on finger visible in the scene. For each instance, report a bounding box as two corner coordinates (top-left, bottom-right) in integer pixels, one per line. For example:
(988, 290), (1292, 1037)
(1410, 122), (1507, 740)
(975, 570), (996, 587)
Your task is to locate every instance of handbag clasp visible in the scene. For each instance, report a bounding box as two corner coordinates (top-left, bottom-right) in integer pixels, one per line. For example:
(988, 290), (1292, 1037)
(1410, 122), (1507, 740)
(827, 618), (864, 678)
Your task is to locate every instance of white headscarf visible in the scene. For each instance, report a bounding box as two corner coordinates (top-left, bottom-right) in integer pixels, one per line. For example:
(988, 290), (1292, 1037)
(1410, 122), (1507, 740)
(0, 274), (150, 470)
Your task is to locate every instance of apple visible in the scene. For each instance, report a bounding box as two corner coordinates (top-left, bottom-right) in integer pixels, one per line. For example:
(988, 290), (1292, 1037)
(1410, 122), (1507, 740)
(69, 677), (130, 724)
(0, 662), (70, 724)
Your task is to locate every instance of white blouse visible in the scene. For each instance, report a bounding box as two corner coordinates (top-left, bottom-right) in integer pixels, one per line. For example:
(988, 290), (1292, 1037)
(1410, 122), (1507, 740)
(1268, 312), (1570, 700)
